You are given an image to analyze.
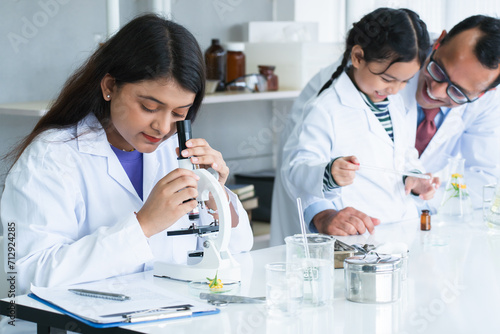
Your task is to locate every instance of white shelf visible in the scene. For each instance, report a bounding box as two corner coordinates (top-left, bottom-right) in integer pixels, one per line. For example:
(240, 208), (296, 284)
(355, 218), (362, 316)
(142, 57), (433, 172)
(0, 90), (300, 117)
(203, 89), (300, 104)
(0, 101), (49, 116)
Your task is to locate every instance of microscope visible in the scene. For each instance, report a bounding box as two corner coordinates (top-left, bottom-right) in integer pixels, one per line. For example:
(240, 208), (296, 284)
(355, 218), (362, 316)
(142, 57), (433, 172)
(154, 120), (241, 282)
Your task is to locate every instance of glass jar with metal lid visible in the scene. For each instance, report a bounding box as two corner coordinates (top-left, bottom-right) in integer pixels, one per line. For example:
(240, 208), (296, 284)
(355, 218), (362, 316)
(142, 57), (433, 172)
(344, 253), (402, 303)
(375, 242), (409, 280)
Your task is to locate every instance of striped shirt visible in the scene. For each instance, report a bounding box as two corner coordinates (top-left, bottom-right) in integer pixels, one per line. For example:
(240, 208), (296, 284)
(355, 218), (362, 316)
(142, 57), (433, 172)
(359, 92), (394, 141)
(323, 158), (340, 192)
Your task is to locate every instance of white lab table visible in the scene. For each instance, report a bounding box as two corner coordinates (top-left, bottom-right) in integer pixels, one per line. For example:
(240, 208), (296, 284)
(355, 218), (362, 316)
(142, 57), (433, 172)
(1, 210), (499, 333)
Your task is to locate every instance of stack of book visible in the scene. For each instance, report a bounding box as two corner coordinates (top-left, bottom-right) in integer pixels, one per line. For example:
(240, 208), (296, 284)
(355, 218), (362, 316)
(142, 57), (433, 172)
(227, 184), (259, 220)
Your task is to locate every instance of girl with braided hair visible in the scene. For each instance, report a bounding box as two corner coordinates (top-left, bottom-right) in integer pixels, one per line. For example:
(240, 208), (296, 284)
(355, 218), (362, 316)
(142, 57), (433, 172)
(276, 8), (438, 239)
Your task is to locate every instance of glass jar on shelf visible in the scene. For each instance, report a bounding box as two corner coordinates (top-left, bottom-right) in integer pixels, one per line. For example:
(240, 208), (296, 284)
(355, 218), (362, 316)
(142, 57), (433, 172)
(258, 65), (278, 91)
(204, 38), (226, 92)
(226, 42), (246, 84)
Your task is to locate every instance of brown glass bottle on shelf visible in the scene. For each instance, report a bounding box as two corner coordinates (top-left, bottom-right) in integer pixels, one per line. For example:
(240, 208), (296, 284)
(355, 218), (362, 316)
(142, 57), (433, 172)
(204, 39), (226, 92)
(226, 42), (245, 84)
(258, 65), (278, 91)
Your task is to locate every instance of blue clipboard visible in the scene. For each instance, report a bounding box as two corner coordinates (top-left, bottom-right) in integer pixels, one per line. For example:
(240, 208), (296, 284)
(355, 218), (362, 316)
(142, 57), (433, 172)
(28, 293), (220, 328)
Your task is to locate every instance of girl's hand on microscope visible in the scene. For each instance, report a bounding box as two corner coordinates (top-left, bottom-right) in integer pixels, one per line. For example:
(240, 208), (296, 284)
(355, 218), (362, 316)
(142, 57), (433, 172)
(178, 138), (239, 227)
(136, 168), (200, 238)
(179, 138), (230, 186)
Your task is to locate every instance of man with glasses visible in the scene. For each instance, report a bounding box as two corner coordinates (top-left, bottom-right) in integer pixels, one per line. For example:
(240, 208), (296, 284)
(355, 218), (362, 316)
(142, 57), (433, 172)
(401, 15), (500, 212)
(270, 15), (500, 243)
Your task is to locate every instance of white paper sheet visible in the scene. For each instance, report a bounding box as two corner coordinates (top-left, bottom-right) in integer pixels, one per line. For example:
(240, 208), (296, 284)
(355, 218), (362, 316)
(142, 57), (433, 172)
(31, 278), (216, 324)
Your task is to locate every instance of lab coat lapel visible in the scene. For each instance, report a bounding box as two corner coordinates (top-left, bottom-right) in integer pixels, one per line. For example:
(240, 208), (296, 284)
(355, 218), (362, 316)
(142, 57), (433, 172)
(77, 114), (141, 199)
(143, 151), (160, 200)
(420, 106), (465, 161)
(387, 98), (407, 170)
(336, 73), (394, 147)
(400, 75), (419, 118)
(105, 152), (140, 199)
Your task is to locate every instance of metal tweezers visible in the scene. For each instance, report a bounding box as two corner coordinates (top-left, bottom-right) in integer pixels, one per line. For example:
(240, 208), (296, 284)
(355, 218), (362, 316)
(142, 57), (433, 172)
(335, 239), (375, 254)
(335, 239), (356, 251)
(199, 293), (265, 306)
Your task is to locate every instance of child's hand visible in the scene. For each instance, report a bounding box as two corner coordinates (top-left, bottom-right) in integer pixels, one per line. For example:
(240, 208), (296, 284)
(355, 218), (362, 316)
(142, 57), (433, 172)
(330, 156), (360, 186)
(405, 174), (440, 200)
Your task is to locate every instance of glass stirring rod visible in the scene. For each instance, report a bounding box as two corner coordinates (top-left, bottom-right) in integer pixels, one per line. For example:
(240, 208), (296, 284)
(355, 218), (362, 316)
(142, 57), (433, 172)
(360, 164), (431, 180)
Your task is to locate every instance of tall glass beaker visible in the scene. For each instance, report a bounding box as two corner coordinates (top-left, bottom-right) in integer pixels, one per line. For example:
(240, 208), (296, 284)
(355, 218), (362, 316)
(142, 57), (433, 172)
(483, 182), (500, 230)
(437, 157), (473, 223)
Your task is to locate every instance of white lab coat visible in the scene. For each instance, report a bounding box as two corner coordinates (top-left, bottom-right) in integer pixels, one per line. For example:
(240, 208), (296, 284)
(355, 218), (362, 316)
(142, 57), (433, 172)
(400, 77), (500, 212)
(280, 71), (421, 243)
(1, 114), (253, 293)
(270, 61), (340, 246)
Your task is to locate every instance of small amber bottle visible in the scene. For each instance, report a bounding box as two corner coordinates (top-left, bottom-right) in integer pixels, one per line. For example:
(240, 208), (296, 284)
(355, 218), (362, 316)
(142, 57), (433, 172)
(420, 210), (431, 231)
(226, 42), (246, 83)
(205, 39), (226, 92)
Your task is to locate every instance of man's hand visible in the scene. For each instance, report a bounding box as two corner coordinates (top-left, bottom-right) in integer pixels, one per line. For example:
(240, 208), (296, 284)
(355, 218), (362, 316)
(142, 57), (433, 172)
(312, 207), (380, 236)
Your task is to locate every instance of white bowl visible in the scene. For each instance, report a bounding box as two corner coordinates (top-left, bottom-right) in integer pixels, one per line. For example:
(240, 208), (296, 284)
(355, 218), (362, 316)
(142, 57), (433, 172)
(205, 80), (220, 94)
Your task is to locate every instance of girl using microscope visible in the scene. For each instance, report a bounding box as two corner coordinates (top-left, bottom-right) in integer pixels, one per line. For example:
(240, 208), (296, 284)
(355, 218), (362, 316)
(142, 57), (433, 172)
(1, 14), (253, 293)
(282, 8), (439, 236)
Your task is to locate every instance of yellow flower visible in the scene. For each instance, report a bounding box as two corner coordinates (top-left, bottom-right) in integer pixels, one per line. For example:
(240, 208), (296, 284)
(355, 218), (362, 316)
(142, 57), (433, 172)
(207, 271), (224, 290)
(451, 173), (463, 178)
(460, 184), (467, 189)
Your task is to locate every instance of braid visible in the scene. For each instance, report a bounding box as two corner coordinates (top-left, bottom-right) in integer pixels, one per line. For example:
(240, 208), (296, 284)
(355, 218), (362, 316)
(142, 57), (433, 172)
(317, 48), (351, 96)
(317, 7), (430, 97)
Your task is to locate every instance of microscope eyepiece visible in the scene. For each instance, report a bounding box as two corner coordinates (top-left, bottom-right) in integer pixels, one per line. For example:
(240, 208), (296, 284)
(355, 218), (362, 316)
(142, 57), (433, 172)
(176, 120), (192, 156)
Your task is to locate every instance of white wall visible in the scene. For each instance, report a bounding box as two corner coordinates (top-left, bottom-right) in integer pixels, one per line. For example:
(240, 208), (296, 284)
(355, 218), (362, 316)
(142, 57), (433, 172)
(345, 0), (500, 35)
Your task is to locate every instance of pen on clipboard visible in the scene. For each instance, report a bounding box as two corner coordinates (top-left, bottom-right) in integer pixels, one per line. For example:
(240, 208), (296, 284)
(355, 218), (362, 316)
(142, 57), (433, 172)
(360, 164), (431, 180)
(123, 305), (192, 323)
(68, 288), (131, 301)
(100, 304), (194, 318)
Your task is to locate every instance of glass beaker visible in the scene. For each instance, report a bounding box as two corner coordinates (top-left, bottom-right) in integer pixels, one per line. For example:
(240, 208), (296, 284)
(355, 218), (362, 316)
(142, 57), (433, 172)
(437, 157), (473, 222)
(285, 234), (335, 307)
(483, 182), (500, 229)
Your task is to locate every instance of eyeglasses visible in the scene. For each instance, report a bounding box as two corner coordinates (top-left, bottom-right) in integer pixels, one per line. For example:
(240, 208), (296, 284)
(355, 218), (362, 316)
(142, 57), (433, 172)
(427, 49), (484, 104)
(225, 74), (268, 93)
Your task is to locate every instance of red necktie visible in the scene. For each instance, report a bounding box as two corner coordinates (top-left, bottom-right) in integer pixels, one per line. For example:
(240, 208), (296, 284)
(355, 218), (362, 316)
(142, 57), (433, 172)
(415, 108), (440, 156)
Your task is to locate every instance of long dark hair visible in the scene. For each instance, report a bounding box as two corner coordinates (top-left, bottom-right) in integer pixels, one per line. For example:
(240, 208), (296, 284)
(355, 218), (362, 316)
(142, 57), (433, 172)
(318, 8), (429, 96)
(441, 15), (500, 89)
(7, 14), (205, 165)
